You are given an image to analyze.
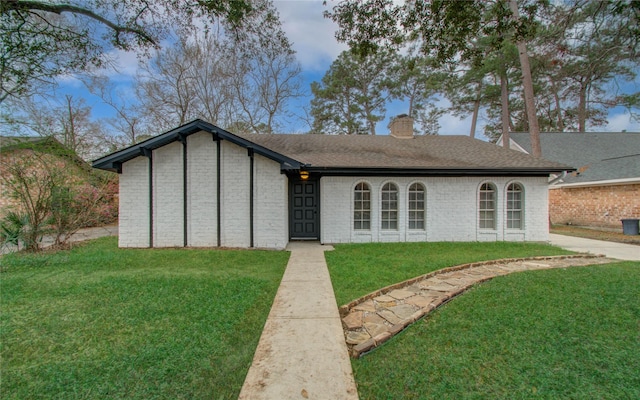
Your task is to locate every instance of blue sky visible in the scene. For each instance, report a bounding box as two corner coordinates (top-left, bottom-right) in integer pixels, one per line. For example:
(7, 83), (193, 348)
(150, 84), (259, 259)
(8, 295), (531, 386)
(55, 0), (640, 138)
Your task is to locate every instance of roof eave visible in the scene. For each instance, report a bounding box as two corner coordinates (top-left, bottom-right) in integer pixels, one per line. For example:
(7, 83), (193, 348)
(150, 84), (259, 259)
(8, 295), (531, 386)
(92, 119), (302, 172)
(304, 167), (575, 177)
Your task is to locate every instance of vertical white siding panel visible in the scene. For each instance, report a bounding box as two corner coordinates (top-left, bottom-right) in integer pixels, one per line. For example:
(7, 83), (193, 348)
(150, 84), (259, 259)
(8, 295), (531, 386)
(187, 131), (217, 246)
(119, 157), (150, 247)
(254, 155), (288, 249)
(153, 141), (183, 247)
(220, 141), (250, 247)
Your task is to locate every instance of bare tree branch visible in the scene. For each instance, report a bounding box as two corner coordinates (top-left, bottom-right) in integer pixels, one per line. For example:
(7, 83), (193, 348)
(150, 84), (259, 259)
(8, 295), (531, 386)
(3, 0), (157, 46)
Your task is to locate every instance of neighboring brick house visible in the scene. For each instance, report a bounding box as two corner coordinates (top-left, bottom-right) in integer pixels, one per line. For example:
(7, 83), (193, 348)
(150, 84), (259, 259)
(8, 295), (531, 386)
(92, 118), (571, 249)
(498, 132), (640, 230)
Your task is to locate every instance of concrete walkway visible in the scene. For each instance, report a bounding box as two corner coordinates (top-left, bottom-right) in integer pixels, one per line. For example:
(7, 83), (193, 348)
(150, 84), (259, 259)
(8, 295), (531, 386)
(549, 233), (640, 261)
(239, 242), (358, 400)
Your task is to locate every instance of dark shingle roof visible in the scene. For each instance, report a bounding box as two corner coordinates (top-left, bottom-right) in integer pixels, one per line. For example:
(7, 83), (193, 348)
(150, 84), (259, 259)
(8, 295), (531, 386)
(92, 119), (572, 175)
(239, 133), (571, 173)
(508, 132), (640, 183)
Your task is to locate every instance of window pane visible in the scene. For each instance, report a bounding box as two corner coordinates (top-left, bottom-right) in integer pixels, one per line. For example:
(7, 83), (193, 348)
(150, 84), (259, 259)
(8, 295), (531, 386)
(354, 183), (371, 230)
(408, 183), (425, 230)
(506, 183), (523, 230)
(478, 183), (496, 230)
(381, 183), (398, 230)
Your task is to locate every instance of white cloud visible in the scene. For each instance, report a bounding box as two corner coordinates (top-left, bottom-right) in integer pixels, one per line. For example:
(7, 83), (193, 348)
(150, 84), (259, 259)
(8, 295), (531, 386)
(110, 49), (141, 78)
(55, 72), (84, 87)
(275, 1), (347, 71)
(603, 112), (640, 132)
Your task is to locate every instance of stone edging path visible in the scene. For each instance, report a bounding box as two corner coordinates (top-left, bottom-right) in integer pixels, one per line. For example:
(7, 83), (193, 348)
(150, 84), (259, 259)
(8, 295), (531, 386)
(340, 254), (614, 358)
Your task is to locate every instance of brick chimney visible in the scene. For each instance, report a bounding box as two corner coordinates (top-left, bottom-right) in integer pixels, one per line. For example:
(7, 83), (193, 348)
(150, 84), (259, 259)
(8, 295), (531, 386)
(390, 114), (414, 139)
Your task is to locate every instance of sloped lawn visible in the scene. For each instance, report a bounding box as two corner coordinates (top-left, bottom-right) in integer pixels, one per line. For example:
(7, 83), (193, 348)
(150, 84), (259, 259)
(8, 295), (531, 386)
(351, 262), (640, 399)
(326, 243), (639, 399)
(1, 237), (288, 400)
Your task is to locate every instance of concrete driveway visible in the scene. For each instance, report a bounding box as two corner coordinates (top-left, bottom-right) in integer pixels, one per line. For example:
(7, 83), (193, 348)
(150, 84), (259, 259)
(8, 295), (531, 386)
(1, 225), (118, 255)
(549, 234), (640, 261)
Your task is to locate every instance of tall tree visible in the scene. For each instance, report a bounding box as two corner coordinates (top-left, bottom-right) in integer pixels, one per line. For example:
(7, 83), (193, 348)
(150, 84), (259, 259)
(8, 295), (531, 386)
(135, 28), (301, 135)
(1, 0), (286, 103)
(136, 39), (200, 131)
(326, 0), (545, 156)
(87, 76), (146, 147)
(534, 0), (639, 132)
(388, 52), (446, 135)
(443, 33), (522, 140)
(228, 40), (302, 133)
(311, 50), (393, 135)
(507, 0), (541, 155)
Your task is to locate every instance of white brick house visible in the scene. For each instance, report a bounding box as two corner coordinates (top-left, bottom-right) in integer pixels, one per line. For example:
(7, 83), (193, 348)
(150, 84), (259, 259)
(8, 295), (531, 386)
(93, 119), (571, 249)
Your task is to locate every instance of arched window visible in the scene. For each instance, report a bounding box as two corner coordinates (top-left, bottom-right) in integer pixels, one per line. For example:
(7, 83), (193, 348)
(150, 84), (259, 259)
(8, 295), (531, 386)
(381, 182), (398, 230)
(479, 183), (497, 230)
(408, 183), (425, 230)
(506, 183), (524, 229)
(354, 182), (371, 230)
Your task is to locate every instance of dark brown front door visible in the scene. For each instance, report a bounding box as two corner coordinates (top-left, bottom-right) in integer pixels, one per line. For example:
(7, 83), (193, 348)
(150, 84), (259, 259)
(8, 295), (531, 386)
(289, 179), (319, 240)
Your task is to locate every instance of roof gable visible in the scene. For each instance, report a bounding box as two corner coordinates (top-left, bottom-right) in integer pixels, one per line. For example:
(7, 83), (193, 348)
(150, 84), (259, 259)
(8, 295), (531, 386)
(92, 120), (301, 172)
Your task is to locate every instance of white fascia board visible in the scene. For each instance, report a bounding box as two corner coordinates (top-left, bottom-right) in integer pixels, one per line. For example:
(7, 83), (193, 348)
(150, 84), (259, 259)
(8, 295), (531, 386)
(549, 177), (640, 189)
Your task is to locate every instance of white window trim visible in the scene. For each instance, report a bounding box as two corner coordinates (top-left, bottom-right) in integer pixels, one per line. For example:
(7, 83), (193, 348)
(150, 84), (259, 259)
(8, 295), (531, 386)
(505, 181), (525, 230)
(380, 181), (399, 231)
(353, 181), (372, 231)
(478, 182), (498, 231)
(407, 182), (426, 231)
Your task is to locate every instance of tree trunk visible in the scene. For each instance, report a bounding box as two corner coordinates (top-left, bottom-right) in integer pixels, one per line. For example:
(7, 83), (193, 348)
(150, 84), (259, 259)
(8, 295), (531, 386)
(469, 83), (482, 138)
(552, 82), (564, 132)
(65, 95), (76, 153)
(500, 70), (511, 149)
(508, 0), (542, 157)
(578, 81), (588, 132)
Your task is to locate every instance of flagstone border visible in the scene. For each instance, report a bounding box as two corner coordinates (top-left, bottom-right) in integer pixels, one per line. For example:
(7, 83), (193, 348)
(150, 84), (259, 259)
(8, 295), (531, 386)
(339, 254), (612, 358)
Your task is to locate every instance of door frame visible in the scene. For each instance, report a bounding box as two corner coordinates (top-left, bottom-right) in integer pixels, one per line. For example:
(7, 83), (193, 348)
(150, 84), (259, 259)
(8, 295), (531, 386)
(288, 177), (320, 240)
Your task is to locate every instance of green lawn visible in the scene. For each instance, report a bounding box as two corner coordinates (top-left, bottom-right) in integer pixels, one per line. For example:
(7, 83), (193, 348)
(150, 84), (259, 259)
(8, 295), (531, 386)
(350, 262), (640, 399)
(325, 242), (573, 306)
(0, 237), (289, 400)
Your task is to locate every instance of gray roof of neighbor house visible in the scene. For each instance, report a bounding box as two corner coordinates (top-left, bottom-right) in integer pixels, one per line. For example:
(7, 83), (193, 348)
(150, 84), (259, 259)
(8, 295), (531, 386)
(507, 132), (640, 183)
(92, 119), (572, 176)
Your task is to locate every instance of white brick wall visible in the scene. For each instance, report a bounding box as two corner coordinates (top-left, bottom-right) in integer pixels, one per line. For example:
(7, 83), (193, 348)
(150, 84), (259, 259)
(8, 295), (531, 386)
(118, 130), (549, 249)
(187, 132), (217, 246)
(153, 141), (184, 247)
(254, 154), (288, 249)
(119, 156), (150, 247)
(117, 131), (289, 249)
(320, 176), (549, 244)
(219, 140), (251, 247)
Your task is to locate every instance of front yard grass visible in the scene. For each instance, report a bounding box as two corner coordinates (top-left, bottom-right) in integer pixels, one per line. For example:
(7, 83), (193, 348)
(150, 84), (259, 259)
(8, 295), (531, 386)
(326, 241), (573, 306)
(350, 262), (640, 399)
(1, 237), (289, 399)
